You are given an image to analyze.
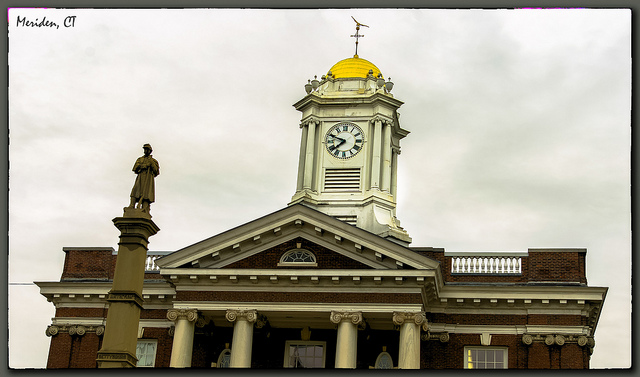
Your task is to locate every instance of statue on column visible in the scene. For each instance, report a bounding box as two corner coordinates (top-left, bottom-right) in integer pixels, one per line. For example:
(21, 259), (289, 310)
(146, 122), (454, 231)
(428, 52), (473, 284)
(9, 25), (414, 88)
(127, 144), (159, 214)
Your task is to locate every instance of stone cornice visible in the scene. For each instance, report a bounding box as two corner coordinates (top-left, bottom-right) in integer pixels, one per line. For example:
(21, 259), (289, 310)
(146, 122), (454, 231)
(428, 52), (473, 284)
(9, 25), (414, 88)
(293, 91), (404, 111)
(35, 281), (177, 306)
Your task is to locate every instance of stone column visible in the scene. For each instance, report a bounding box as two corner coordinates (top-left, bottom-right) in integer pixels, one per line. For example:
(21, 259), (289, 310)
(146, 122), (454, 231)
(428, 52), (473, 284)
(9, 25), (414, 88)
(380, 120), (392, 193)
(303, 119), (318, 190)
(167, 309), (198, 368)
(96, 211), (159, 368)
(226, 309), (257, 368)
(393, 312), (426, 369)
(370, 117), (383, 189)
(390, 148), (399, 198)
(296, 123), (309, 191)
(330, 311), (363, 369)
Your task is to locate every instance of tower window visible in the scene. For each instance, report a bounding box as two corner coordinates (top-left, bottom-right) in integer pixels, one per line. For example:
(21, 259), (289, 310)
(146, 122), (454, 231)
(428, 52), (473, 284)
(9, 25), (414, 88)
(278, 249), (317, 266)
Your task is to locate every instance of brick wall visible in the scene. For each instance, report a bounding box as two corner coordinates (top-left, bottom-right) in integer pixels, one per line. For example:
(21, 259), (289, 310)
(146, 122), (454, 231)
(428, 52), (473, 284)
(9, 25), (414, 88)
(412, 248), (587, 284)
(61, 248), (115, 280)
(527, 249), (587, 284)
(225, 237), (371, 269)
(140, 327), (173, 368)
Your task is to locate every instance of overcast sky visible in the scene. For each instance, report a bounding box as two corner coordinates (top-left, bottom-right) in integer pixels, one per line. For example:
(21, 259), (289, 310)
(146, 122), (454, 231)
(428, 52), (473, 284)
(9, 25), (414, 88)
(8, 8), (630, 368)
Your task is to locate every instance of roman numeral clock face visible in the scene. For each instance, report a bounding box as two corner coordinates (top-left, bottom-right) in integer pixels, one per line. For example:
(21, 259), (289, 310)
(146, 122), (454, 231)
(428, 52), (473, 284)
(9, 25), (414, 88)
(325, 123), (364, 159)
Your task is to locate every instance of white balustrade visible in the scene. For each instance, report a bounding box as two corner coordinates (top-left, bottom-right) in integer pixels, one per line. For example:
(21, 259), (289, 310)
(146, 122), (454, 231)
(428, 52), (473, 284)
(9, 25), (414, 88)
(448, 252), (527, 275)
(144, 251), (172, 272)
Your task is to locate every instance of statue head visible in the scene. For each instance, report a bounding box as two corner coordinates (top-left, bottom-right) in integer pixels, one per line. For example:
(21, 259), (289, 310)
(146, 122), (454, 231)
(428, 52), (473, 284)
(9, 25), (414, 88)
(143, 144), (152, 155)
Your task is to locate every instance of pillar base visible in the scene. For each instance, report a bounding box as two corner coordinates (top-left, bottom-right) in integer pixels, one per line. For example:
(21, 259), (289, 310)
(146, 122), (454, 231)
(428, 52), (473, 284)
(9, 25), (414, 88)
(96, 350), (138, 368)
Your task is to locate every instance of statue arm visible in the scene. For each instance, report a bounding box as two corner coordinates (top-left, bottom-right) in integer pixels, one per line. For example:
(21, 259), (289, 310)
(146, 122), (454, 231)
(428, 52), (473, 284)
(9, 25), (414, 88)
(151, 158), (160, 176)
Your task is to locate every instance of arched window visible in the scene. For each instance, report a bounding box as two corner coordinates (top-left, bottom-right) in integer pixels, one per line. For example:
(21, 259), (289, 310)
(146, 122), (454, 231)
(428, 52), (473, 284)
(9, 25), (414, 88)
(374, 352), (393, 369)
(278, 249), (317, 267)
(217, 348), (231, 368)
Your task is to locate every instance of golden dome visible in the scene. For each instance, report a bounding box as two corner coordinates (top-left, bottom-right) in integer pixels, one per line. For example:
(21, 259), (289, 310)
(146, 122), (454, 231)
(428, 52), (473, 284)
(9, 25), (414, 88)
(328, 56), (382, 79)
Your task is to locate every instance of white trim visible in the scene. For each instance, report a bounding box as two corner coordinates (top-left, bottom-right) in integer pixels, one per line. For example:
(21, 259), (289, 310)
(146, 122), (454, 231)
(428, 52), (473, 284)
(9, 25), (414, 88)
(52, 317), (106, 326)
(172, 284), (424, 294)
(446, 251), (527, 257)
(172, 301), (423, 313)
(427, 323), (589, 336)
(278, 249), (318, 267)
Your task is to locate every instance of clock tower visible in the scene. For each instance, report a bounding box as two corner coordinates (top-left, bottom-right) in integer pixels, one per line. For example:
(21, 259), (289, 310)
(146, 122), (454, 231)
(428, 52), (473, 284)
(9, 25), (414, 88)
(289, 54), (412, 245)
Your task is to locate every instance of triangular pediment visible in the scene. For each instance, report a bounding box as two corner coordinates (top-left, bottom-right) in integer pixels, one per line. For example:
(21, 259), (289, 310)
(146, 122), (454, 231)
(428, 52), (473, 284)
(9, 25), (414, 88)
(156, 204), (439, 271)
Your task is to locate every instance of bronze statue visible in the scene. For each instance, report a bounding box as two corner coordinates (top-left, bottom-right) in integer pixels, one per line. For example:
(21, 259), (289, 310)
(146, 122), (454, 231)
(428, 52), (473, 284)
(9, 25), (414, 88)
(128, 144), (159, 213)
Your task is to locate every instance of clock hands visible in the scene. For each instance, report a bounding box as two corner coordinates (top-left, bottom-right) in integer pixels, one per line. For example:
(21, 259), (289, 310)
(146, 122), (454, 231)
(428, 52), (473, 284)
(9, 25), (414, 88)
(331, 135), (347, 147)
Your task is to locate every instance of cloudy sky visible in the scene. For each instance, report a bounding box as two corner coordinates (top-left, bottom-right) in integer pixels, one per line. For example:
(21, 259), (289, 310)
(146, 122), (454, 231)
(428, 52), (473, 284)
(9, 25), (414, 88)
(8, 8), (630, 368)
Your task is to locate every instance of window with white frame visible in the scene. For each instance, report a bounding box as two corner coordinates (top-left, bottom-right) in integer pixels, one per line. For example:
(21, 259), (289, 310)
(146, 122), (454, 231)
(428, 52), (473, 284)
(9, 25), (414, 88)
(278, 249), (317, 267)
(464, 347), (508, 369)
(136, 339), (157, 367)
(283, 341), (326, 368)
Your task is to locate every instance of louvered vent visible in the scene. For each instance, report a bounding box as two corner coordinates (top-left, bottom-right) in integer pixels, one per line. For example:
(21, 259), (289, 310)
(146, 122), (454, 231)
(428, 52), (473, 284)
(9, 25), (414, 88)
(324, 168), (361, 192)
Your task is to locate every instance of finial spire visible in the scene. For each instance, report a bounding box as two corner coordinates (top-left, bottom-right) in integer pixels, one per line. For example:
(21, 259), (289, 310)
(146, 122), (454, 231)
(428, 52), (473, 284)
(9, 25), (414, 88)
(350, 16), (369, 58)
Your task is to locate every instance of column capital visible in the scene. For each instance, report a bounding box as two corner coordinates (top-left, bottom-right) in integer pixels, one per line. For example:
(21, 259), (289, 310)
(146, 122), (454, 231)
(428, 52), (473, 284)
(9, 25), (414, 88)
(300, 116), (321, 128)
(392, 311), (427, 326)
(167, 309), (198, 322)
(330, 311), (363, 325)
(369, 115), (393, 126)
(226, 309), (258, 324)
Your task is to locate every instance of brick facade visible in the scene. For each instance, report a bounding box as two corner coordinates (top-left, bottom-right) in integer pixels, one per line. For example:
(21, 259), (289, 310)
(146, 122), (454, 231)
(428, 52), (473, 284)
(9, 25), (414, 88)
(42, 243), (599, 369)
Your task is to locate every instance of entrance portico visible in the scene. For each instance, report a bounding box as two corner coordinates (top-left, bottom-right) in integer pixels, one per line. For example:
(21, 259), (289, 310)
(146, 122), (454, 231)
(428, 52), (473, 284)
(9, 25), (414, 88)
(166, 304), (427, 369)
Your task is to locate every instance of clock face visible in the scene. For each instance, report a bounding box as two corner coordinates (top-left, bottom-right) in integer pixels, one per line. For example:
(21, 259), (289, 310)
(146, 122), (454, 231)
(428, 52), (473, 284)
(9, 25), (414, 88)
(325, 123), (365, 159)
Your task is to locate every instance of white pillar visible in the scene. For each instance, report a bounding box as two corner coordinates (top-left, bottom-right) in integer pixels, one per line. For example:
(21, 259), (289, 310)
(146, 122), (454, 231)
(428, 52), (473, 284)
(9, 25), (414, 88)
(296, 123), (308, 191)
(330, 311), (362, 368)
(370, 117), (383, 189)
(167, 309), (198, 368)
(226, 309), (257, 368)
(393, 312), (426, 369)
(381, 120), (392, 193)
(303, 120), (317, 190)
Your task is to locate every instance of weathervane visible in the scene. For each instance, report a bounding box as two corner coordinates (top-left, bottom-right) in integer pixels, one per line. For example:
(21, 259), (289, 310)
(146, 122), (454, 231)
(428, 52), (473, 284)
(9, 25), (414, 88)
(350, 16), (369, 57)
